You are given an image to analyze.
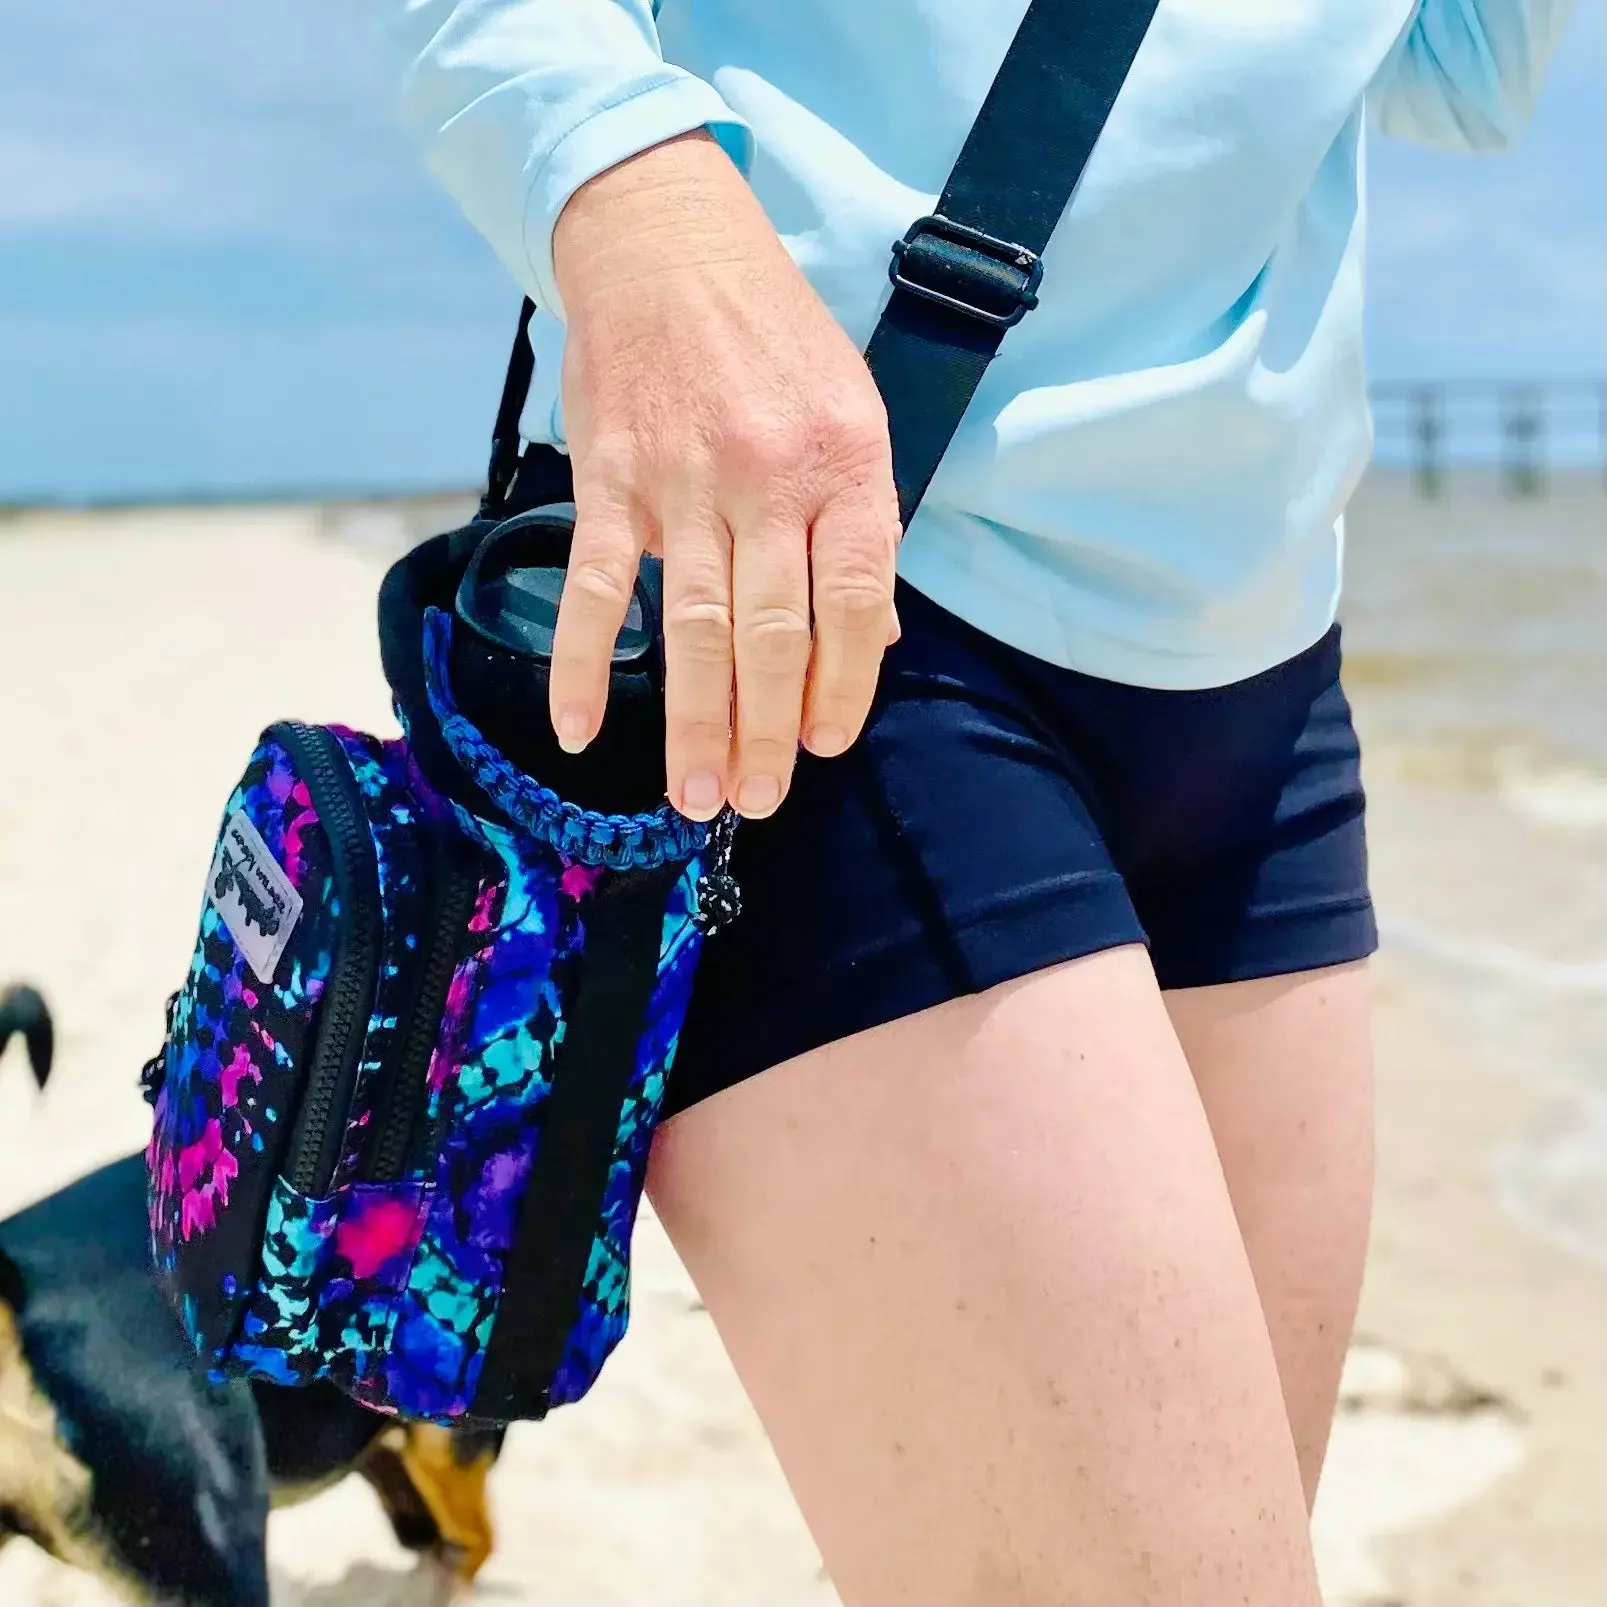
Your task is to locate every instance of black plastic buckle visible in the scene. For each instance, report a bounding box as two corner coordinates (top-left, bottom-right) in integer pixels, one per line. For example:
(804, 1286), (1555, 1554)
(888, 214), (1043, 329)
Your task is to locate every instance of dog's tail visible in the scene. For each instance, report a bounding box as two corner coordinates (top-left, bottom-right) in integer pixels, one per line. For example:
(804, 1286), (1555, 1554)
(0, 984), (54, 1089)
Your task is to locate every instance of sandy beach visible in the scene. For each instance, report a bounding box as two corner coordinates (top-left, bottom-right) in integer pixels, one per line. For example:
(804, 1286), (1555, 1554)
(1, 483), (1602, 1605)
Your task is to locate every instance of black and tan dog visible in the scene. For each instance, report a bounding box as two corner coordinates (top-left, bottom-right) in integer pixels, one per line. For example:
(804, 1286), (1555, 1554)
(0, 989), (505, 1606)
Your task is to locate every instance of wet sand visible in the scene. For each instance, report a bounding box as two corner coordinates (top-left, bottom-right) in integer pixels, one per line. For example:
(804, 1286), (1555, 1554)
(1334, 469), (1606, 1606)
(0, 480), (1602, 1603)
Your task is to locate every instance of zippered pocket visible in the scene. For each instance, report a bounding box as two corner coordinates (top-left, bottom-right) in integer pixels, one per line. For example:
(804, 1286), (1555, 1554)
(148, 726), (371, 1366)
(271, 722), (383, 1198)
(367, 829), (486, 1184)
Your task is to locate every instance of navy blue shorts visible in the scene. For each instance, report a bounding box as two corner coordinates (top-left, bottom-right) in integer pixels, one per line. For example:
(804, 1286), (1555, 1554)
(664, 581), (1376, 1117)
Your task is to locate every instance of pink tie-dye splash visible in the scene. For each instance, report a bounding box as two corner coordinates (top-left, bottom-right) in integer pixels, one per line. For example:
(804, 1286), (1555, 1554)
(175, 1118), (238, 1240)
(334, 1194), (426, 1280)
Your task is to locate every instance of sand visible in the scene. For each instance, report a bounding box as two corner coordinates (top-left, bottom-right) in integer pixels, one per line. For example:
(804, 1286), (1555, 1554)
(0, 503), (1601, 1605)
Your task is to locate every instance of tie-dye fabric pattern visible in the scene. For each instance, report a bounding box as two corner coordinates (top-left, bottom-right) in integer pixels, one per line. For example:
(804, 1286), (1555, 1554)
(347, 817), (703, 1420)
(226, 1178), (431, 1386)
(148, 720), (709, 1423)
(147, 735), (342, 1356)
(355, 812), (571, 1415)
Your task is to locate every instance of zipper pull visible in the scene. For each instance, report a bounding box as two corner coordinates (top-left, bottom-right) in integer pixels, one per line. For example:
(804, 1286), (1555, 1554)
(692, 808), (741, 935)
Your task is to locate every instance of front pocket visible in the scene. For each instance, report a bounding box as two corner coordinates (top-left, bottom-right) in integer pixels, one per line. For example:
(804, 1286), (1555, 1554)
(148, 726), (385, 1366)
(229, 1175), (434, 1389)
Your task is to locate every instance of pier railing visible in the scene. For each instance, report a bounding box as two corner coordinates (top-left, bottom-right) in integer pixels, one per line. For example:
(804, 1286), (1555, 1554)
(1369, 378), (1606, 498)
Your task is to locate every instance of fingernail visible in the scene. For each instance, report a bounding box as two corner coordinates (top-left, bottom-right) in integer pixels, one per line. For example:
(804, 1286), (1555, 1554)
(681, 771), (724, 818)
(808, 726), (850, 758)
(556, 707), (591, 754)
(736, 775), (781, 818)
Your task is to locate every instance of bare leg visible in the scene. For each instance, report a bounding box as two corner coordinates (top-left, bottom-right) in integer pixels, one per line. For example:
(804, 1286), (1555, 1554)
(1167, 962), (1375, 1506)
(648, 946), (1320, 1606)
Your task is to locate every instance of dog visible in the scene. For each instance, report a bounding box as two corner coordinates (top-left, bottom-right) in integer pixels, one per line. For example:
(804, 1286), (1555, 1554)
(0, 990), (505, 1606)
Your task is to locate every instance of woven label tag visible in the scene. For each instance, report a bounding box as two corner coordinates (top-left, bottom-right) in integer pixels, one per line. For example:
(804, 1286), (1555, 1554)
(207, 810), (302, 983)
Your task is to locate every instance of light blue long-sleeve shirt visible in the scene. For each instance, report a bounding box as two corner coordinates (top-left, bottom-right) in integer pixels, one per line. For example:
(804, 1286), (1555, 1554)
(380, 0), (1565, 688)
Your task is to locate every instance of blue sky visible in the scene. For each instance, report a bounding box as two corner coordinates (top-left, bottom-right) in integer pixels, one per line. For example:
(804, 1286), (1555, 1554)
(0, 1), (1601, 503)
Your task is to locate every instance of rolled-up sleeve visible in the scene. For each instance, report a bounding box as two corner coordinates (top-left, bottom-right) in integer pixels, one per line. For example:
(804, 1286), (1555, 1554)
(1370, 0), (1572, 151)
(379, 0), (753, 313)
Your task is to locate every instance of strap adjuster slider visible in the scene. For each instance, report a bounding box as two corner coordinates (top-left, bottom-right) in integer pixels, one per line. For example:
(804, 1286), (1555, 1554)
(888, 213), (1044, 329)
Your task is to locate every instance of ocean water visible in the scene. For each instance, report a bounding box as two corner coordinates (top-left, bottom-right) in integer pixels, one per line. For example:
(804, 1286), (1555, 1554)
(1341, 468), (1607, 1267)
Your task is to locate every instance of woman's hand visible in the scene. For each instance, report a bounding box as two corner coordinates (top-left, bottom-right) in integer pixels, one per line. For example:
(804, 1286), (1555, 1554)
(549, 132), (900, 821)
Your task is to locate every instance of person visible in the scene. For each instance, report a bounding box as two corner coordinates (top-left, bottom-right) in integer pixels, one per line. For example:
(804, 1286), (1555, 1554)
(373, 3), (1565, 1600)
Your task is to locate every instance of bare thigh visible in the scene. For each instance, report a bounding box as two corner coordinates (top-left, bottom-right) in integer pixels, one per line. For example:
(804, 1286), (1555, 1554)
(647, 945), (1319, 1606)
(1167, 962), (1375, 1506)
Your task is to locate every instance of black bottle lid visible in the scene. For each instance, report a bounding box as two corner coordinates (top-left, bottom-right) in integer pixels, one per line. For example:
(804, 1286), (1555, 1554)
(449, 509), (669, 817)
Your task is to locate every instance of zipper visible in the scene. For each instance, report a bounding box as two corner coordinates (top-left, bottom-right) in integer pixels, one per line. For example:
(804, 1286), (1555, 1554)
(367, 832), (484, 1183)
(273, 722), (381, 1197)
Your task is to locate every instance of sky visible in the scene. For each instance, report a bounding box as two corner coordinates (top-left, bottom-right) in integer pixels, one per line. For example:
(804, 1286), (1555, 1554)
(0, 0), (1601, 504)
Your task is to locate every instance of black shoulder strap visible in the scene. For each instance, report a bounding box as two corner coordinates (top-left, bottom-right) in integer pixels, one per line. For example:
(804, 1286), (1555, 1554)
(868, 0), (1161, 524)
(483, 0), (1159, 527)
(471, 862), (680, 1422)
(482, 297), (540, 517)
